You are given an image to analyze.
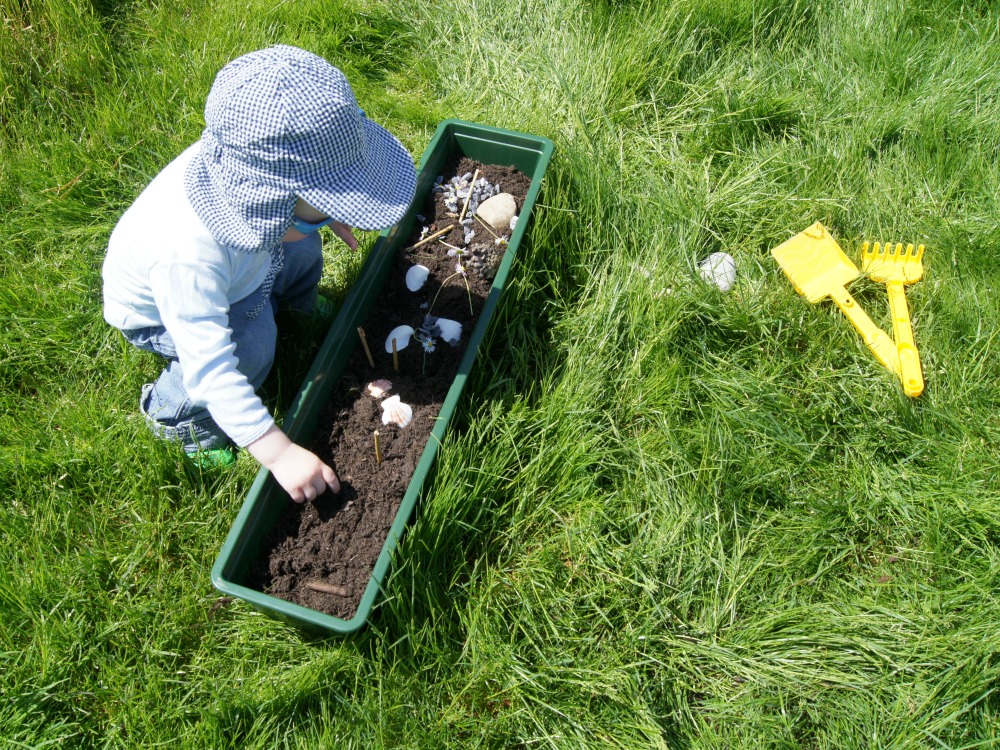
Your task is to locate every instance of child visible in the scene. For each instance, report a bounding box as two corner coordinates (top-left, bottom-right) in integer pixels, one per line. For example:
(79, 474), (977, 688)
(102, 44), (416, 503)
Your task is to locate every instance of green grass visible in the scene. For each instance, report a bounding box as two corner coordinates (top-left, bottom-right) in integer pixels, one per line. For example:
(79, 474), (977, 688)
(3, 0), (1000, 746)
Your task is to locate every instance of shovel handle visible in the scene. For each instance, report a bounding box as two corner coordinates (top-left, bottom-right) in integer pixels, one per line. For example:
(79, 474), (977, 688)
(886, 280), (924, 397)
(829, 286), (900, 375)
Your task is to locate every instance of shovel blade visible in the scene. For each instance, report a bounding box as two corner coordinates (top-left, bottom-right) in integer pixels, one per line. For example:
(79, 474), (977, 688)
(771, 222), (860, 303)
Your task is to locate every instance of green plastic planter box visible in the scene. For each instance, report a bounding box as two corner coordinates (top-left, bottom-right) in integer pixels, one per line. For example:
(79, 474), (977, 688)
(211, 119), (554, 635)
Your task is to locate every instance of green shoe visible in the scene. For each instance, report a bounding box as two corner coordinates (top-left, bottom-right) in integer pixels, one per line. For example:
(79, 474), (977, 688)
(186, 446), (236, 469)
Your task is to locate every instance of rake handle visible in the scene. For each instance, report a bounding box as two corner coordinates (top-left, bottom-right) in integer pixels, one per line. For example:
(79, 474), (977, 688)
(829, 285), (900, 375)
(886, 280), (924, 398)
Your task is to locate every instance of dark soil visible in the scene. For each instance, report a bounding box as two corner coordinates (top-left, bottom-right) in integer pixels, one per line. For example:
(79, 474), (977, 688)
(247, 156), (532, 619)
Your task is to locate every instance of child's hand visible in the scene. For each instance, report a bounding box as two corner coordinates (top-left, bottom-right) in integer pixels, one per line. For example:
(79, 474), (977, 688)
(248, 426), (340, 502)
(269, 443), (340, 503)
(330, 221), (358, 251)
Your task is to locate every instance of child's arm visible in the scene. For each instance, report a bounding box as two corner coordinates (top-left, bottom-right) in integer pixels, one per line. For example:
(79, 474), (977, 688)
(248, 425), (340, 503)
(151, 258), (339, 502)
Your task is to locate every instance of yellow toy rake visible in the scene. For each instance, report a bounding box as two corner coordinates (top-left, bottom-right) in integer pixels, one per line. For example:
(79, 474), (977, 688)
(861, 241), (925, 397)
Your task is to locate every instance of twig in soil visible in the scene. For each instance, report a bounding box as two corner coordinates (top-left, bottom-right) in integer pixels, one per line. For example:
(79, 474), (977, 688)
(473, 212), (502, 239)
(458, 168), (480, 223)
(411, 224), (455, 249)
(392, 338), (399, 372)
(357, 327), (375, 368)
(304, 580), (349, 597)
(374, 430), (383, 465)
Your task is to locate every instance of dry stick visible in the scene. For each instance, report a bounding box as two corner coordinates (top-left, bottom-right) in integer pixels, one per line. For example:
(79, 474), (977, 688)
(411, 224), (455, 249)
(392, 338), (399, 372)
(374, 430), (383, 465)
(473, 212), (502, 239)
(457, 168), (480, 223)
(357, 326), (375, 368)
(304, 580), (349, 597)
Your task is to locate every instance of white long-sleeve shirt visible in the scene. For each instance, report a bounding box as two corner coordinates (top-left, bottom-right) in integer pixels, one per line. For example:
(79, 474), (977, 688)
(103, 144), (276, 447)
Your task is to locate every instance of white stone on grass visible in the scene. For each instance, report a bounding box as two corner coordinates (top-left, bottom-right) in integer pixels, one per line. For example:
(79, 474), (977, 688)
(698, 252), (737, 292)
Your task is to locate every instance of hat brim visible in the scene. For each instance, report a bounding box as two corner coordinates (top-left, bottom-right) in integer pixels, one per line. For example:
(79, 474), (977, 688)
(297, 119), (416, 232)
(185, 142), (297, 252)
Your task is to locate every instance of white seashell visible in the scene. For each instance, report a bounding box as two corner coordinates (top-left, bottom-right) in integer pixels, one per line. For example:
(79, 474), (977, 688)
(380, 394), (413, 428)
(406, 265), (430, 292)
(699, 252), (737, 292)
(366, 379), (392, 398)
(436, 317), (463, 345)
(385, 325), (414, 353)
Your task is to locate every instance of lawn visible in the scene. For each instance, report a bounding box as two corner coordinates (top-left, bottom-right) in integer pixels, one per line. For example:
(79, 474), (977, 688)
(2, 0), (999, 747)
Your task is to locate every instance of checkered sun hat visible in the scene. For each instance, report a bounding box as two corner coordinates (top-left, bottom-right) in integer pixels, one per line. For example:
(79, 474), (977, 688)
(184, 44), (417, 252)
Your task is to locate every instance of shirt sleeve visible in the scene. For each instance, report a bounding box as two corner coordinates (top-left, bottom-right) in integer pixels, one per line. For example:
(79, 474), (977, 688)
(149, 258), (275, 447)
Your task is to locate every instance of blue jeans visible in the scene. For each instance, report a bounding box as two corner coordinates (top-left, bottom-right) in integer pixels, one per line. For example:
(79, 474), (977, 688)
(123, 235), (323, 453)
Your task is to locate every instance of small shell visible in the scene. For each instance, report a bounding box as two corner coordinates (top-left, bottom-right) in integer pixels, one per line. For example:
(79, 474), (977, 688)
(436, 317), (463, 345)
(385, 325), (414, 353)
(367, 379), (392, 398)
(406, 264), (430, 292)
(380, 394), (413, 428)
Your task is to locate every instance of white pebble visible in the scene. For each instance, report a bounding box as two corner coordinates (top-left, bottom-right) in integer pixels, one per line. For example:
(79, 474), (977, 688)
(698, 252), (737, 292)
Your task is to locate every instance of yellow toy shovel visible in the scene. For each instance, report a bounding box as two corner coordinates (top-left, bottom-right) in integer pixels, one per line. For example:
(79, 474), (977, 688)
(861, 241), (924, 397)
(772, 222), (899, 374)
